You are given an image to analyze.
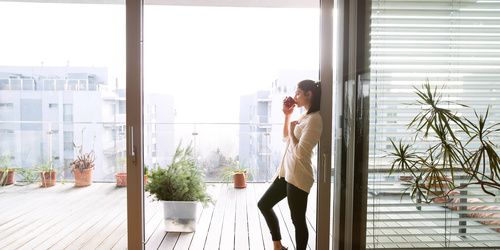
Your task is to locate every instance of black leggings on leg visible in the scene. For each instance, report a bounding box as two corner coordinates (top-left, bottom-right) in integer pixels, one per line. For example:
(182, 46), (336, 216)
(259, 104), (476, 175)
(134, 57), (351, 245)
(257, 178), (309, 250)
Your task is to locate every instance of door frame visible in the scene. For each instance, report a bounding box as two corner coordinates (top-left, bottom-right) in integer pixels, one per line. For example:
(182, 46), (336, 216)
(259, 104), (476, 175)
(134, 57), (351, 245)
(126, 0), (145, 249)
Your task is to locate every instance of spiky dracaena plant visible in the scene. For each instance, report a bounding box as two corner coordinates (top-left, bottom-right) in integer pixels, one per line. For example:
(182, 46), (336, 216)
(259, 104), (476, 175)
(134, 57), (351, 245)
(69, 128), (96, 173)
(145, 141), (213, 207)
(388, 81), (500, 203)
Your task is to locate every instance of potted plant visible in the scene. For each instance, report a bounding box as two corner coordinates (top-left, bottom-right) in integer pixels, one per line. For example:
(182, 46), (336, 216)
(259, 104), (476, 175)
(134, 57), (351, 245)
(32, 157), (57, 187)
(144, 165), (149, 184)
(115, 157), (127, 187)
(388, 81), (500, 203)
(69, 129), (96, 187)
(0, 151), (16, 186)
(220, 158), (253, 188)
(145, 141), (213, 232)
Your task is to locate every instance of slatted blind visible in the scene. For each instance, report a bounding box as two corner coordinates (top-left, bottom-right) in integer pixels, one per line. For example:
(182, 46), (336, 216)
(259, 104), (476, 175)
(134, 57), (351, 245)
(368, 0), (500, 248)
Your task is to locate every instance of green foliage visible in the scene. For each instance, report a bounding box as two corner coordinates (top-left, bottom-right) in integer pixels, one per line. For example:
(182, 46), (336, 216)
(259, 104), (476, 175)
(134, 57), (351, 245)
(145, 141), (213, 207)
(17, 157), (67, 186)
(69, 128), (96, 173)
(0, 150), (14, 171)
(0, 150), (15, 186)
(388, 80), (500, 203)
(115, 157), (127, 173)
(219, 158), (253, 184)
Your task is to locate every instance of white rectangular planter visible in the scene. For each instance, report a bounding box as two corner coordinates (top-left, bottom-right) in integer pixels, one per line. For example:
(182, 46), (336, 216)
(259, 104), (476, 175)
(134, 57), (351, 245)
(161, 201), (199, 232)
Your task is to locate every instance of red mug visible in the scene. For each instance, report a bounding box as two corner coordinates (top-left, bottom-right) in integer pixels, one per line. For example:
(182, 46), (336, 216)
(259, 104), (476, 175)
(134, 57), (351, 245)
(283, 96), (296, 109)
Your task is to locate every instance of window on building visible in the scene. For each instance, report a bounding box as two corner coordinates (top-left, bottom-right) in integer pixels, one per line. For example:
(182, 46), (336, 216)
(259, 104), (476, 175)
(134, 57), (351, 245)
(63, 104), (73, 122)
(0, 103), (13, 109)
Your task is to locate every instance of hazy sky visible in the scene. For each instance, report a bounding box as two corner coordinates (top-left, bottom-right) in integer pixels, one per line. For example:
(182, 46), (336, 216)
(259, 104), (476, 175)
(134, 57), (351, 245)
(0, 2), (320, 123)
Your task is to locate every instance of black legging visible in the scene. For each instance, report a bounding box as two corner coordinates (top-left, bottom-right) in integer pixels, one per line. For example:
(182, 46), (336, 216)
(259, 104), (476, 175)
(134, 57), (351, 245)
(257, 177), (309, 250)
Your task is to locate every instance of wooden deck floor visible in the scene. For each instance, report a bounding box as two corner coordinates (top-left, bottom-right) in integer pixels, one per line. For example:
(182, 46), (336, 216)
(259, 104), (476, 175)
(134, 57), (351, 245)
(0, 182), (317, 250)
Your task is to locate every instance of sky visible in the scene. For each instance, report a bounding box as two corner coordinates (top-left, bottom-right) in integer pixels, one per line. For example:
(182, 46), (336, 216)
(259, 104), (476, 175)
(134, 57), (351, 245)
(0, 2), (320, 124)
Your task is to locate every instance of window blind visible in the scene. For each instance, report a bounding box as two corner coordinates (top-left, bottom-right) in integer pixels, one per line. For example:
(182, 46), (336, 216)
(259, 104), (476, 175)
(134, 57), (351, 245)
(368, 0), (500, 248)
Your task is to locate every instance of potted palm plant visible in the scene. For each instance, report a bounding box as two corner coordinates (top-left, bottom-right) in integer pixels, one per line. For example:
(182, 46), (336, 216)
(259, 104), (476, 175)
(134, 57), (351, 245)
(145, 141), (213, 232)
(0, 151), (16, 186)
(69, 129), (96, 187)
(388, 81), (500, 203)
(220, 158), (253, 188)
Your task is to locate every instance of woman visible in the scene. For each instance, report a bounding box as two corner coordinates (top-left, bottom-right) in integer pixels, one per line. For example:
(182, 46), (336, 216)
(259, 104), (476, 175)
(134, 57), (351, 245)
(258, 79), (323, 250)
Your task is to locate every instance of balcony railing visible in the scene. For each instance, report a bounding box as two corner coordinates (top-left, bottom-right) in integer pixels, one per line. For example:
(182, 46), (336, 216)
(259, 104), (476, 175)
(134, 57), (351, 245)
(1, 121), (500, 248)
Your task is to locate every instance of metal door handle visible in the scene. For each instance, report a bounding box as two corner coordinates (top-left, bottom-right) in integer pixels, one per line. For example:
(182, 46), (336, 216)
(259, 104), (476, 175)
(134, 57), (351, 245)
(129, 126), (136, 164)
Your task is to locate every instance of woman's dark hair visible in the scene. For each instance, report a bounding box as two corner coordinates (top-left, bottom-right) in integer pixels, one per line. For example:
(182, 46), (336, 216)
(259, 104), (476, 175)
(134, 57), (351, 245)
(297, 79), (321, 114)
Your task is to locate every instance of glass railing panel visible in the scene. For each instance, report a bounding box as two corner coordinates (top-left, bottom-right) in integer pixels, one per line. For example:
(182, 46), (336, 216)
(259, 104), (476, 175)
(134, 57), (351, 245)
(142, 122), (289, 183)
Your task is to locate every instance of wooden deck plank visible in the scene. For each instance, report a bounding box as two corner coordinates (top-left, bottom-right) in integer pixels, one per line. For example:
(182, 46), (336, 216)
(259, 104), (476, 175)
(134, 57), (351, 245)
(43, 188), (126, 249)
(111, 232), (128, 250)
(0, 183), (91, 240)
(173, 191), (217, 250)
(144, 200), (168, 250)
(196, 184), (226, 249)
(0, 183), (111, 249)
(0, 183), (318, 250)
(219, 186), (237, 249)
(159, 232), (180, 250)
(246, 183), (266, 250)
(38, 186), (125, 249)
(234, 188), (249, 250)
(49, 188), (126, 249)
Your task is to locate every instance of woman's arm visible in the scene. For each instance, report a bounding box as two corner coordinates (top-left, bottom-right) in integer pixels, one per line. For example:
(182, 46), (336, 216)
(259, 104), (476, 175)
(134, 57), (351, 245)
(282, 105), (294, 139)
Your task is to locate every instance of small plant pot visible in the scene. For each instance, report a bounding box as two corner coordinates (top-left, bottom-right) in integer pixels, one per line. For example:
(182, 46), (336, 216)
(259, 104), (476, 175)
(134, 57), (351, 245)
(233, 173), (247, 188)
(0, 170), (15, 185)
(162, 201), (199, 232)
(115, 173), (127, 187)
(73, 168), (93, 187)
(40, 171), (57, 187)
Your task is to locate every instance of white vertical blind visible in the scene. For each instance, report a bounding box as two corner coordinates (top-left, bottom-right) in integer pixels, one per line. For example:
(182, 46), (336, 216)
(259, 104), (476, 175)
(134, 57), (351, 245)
(369, 0), (500, 248)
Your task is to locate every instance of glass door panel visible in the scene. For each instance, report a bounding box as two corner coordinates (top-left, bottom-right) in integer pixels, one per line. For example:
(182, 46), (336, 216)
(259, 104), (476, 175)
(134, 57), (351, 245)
(0, 1), (127, 248)
(143, 2), (320, 249)
(368, 0), (500, 248)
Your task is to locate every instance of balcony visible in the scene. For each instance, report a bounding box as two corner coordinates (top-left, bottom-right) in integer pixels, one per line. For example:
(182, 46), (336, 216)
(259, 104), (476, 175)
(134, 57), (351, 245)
(1, 121), (500, 249)
(2, 182), (500, 249)
(0, 182), (315, 250)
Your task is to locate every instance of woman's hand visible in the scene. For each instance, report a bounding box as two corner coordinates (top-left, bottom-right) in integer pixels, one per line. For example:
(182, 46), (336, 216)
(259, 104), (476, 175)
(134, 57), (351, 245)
(282, 104), (294, 116)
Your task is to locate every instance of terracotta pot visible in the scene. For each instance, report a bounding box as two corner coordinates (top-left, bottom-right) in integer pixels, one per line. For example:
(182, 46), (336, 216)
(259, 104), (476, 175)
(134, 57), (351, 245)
(233, 173), (247, 188)
(0, 170), (15, 185)
(115, 173), (127, 187)
(73, 168), (93, 187)
(40, 171), (57, 187)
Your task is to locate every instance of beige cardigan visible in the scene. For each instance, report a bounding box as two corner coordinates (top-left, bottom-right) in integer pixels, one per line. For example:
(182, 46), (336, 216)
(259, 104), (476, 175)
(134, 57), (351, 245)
(272, 111), (323, 193)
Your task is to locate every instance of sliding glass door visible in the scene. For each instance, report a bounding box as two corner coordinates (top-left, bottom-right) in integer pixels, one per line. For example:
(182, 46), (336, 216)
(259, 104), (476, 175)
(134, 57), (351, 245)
(0, 1), (129, 249)
(140, 2), (323, 249)
(367, 0), (500, 248)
